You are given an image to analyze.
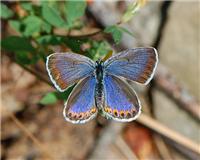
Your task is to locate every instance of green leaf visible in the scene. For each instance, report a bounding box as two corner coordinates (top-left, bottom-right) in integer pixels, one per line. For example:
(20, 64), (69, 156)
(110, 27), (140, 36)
(1, 36), (35, 52)
(9, 20), (21, 33)
(42, 21), (52, 33)
(65, 1), (86, 25)
(15, 51), (39, 65)
(36, 35), (62, 45)
(42, 3), (65, 27)
(21, 2), (33, 11)
(0, 3), (14, 19)
(121, 2), (139, 23)
(104, 25), (122, 44)
(23, 15), (42, 36)
(2, 36), (39, 65)
(39, 92), (57, 105)
(15, 51), (31, 64)
(61, 37), (87, 53)
(86, 40), (112, 61)
(118, 27), (134, 37)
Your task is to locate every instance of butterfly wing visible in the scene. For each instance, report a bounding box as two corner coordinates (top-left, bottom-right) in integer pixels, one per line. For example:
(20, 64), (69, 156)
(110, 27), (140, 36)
(104, 47), (158, 85)
(63, 76), (97, 124)
(103, 75), (141, 122)
(46, 53), (95, 92)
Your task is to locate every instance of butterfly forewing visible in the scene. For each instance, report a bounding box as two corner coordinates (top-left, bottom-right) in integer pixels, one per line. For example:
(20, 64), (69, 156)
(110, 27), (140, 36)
(46, 53), (95, 92)
(102, 75), (141, 122)
(63, 76), (97, 124)
(104, 47), (158, 85)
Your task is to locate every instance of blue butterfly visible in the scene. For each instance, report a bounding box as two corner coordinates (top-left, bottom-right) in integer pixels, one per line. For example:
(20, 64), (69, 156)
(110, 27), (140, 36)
(46, 47), (158, 124)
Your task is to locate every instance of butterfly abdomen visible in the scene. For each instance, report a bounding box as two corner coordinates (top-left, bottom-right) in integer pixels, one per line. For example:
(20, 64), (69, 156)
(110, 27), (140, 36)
(95, 60), (105, 109)
(95, 81), (104, 109)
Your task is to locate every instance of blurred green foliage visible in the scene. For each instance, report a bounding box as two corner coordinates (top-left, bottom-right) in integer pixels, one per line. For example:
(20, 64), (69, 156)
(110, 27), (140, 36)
(1, 3), (14, 19)
(39, 92), (58, 105)
(65, 1), (86, 28)
(1, 1), (135, 104)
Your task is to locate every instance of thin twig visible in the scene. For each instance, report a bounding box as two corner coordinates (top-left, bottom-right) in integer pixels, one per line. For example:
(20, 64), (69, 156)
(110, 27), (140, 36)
(155, 64), (200, 120)
(3, 52), (53, 87)
(153, 135), (174, 160)
(4, 108), (54, 160)
(137, 114), (200, 155)
(53, 29), (102, 39)
(115, 135), (138, 160)
(67, 30), (102, 38)
(20, 64), (53, 87)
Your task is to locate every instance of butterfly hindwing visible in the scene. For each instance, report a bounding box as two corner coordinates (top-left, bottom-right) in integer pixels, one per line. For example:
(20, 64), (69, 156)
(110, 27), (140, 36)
(46, 53), (95, 92)
(104, 47), (158, 85)
(103, 75), (141, 122)
(63, 76), (97, 124)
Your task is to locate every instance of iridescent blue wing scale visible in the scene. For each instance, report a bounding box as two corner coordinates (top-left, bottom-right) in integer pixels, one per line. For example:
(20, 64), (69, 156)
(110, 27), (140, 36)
(63, 76), (97, 124)
(104, 47), (158, 85)
(102, 75), (141, 122)
(46, 53), (95, 92)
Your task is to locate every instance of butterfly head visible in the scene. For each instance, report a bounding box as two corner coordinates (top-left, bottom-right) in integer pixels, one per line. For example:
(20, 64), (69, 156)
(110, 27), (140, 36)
(95, 59), (103, 66)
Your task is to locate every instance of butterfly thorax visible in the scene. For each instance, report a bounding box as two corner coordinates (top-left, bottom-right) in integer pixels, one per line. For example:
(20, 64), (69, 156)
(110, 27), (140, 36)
(95, 60), (105, 110)
(95, 60), (104, 81)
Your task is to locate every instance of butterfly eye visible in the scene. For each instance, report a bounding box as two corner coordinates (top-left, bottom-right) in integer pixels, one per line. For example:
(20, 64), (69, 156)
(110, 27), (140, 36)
(95, 61), (100, 66)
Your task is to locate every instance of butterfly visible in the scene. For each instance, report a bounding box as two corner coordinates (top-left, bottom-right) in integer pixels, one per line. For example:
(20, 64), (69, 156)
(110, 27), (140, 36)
(46, 47), (158, 124)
